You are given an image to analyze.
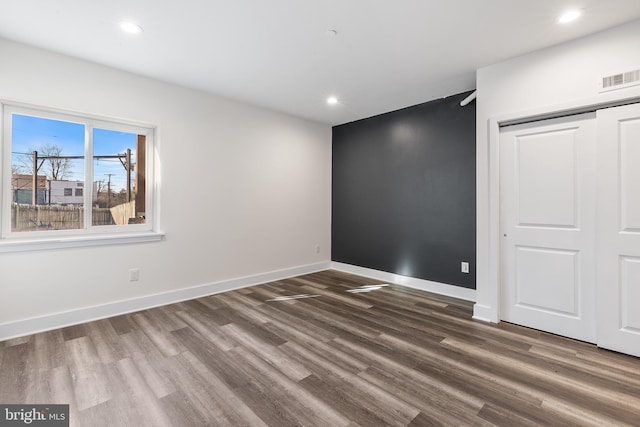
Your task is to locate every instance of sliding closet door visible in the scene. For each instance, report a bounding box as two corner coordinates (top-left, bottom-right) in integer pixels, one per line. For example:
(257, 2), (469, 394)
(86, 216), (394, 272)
(500, 114), (597, 343)
(597, 103), (640, 357)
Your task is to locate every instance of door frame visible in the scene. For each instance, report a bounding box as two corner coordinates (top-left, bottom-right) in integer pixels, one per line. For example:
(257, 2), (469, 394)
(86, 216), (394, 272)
(474, 92), (640, 324)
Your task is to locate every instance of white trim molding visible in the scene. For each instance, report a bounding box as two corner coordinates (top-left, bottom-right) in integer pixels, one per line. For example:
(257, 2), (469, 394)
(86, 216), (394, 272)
(0, 232), (164, 253)
(472, 304), (495, 323)
(0, 261), (331, 341)
(331, 262), (476, 302)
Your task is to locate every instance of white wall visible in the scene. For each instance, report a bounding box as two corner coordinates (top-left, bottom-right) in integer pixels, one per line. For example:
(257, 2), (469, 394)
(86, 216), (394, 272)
(475, 19), (640, 321)
(0, 38), (331, 337)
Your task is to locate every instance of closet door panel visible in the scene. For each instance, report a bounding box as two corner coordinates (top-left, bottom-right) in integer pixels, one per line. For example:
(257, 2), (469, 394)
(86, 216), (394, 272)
(597, 103), (640, 357)
(500, 114), (597, 343)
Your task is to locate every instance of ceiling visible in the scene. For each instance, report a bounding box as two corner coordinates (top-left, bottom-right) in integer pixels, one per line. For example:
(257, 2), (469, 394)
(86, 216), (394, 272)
(2, 1), (640, 126)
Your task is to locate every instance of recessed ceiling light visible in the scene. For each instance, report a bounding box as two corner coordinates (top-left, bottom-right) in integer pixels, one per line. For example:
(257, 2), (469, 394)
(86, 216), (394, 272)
(120, 21), (143, 34)
(558, 10), (582, 24)
(327, 96), (338, 105)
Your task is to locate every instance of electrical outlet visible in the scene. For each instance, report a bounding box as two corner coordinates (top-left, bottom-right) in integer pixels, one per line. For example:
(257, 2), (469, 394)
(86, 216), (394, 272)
(461, 262), (470, 274)
(129, 268), (140, 282)
(315, 244), (321, 254)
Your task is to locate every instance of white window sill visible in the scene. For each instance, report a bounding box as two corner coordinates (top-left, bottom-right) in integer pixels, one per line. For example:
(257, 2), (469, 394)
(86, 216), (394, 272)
(0, 232), (164, 253)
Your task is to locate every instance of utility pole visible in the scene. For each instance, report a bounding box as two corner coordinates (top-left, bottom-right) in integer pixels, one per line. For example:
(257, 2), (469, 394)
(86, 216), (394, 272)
(105, 173), (115, 208)
(32, 151), (38, 206)
(30, 150), (48, 205)
(126, 148), (132, 202)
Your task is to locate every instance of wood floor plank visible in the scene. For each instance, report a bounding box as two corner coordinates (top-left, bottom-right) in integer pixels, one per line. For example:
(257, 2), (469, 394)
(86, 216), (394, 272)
(286, 276), (329, 289)
(64, 336), (112, 411)
(247, 284), (299, 304)
(171, 326), (252, 390)
(226, 290), (264, 307)
(265, 321), (368, 373)
(254, 304), (336, 344)
(215, 293), (271, 324)
(222, 315), (288, 348)
(86, 319), (127, 364)
(4, 335), (31, 347)
(32, 329), (66, 369)
(298, 284), (374, 309)
(130, 350), (177, 399)
(161, 354), (232, 424)
(279, 297), (382, 340)
(159, 389), (211, 427)
(1, 269), (639, 426)
(221, 323), (311, 381)
(528, 344), (640, 386)
(107, 314), (137, 335)
(406, 411), (452, 427)
(230, 345), (352, 427)
(174, 309), (236, 351)
(233, 379), (307, 427)
(179, 299), (232, 325)
(61, 324), (88, 341)
(131, 312), (183, 357)
(441, 336), (640, 414)
(280, 340), (421, 426)
(179, 351), (267, 426)
(477, 403), (543, 427)
(298, 373), (392, 426)
(330, 337), (485, 412)
(24, 363), (51, 404)
(359, 366), (493, 427)
(376, 333), (612, 425)
(118, 329), (164, 358)
(48, 365), (80, 426)
(115, 357), (173, 427)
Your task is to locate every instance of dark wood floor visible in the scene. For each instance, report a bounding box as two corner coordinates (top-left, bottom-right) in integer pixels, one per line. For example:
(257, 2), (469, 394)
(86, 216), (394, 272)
(1, 270), (639, 426)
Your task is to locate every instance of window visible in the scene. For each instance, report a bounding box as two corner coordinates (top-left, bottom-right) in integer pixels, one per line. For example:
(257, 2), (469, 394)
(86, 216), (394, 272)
(2, 103), (158, 248)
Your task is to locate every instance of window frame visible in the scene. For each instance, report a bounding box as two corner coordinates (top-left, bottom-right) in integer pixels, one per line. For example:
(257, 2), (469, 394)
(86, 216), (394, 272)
(1, 101), (161, 251)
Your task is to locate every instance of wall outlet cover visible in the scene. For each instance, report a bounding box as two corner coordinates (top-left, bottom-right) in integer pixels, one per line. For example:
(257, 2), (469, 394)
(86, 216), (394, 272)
(461, 262), (470, 273)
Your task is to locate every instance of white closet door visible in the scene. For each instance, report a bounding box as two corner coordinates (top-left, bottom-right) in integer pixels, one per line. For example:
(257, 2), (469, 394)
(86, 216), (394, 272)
(500, 114), (597, 343)
(597, 103), (640, 357)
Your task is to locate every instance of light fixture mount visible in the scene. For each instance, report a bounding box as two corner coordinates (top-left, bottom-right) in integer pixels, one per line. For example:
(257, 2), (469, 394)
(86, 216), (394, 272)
(120, 21), (143, 34)
(558, 10), (582, 24)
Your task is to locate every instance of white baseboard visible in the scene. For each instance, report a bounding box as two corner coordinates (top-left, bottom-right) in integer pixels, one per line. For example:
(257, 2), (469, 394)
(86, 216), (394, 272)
(472, 303), (498, 323)
(330, 262), (476, 302)
(0, 261), (331, 342)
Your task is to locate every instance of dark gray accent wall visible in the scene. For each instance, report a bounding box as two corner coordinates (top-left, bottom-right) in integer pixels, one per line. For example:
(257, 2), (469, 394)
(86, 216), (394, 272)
(332, 91), (476, 289)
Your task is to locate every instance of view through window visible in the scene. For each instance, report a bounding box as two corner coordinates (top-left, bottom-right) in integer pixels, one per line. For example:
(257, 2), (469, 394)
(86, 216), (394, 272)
(4, 106), (152, 236)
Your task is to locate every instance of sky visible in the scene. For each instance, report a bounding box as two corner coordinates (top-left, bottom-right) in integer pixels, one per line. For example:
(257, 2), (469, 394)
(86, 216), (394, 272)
(11, 114), (137, 192)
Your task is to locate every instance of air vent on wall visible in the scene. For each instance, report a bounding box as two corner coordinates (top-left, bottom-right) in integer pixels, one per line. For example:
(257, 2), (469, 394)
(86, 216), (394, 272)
(601, 68), (640, 92)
